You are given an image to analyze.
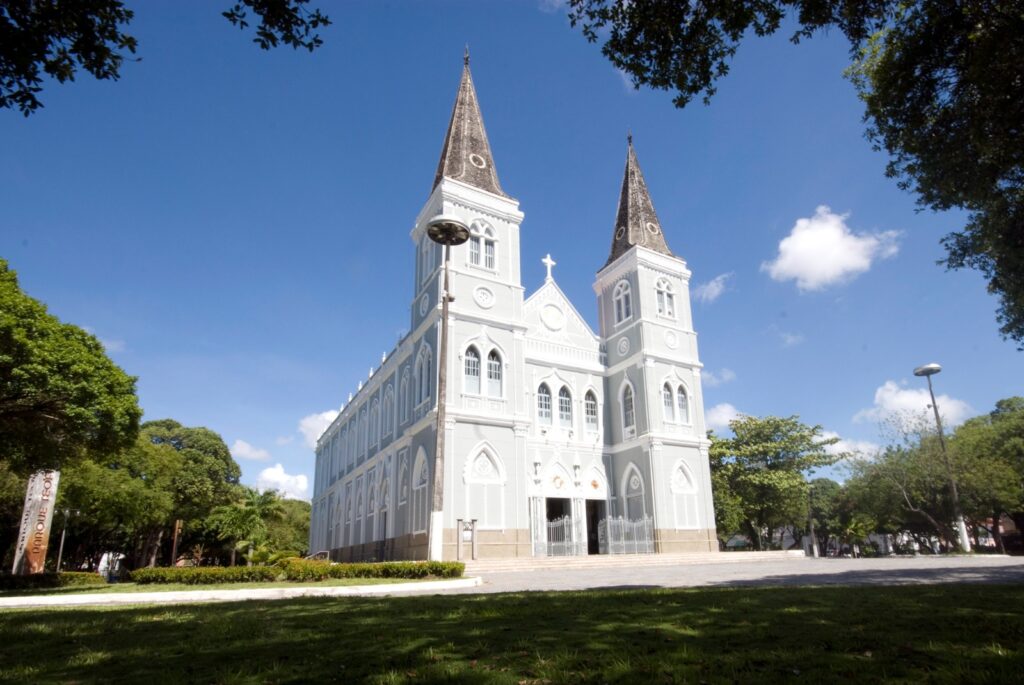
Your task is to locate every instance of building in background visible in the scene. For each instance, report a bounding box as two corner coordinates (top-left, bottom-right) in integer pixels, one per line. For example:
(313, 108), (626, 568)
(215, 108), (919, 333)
(310, 57), (717, 560)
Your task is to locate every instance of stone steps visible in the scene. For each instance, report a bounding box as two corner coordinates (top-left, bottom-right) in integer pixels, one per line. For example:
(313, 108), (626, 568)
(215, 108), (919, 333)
(463, 550), (804, 574)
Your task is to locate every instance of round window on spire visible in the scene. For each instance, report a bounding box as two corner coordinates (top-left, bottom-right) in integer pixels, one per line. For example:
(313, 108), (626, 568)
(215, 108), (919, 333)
(646, 222), (660, 235)
(615, 226), (626, 240)
(469, 153), (487, 169)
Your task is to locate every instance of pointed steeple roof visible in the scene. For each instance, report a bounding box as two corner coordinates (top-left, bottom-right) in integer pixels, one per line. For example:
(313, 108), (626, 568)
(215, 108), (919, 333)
(432, 51), (510, 198)
(604, 137), (674, 266)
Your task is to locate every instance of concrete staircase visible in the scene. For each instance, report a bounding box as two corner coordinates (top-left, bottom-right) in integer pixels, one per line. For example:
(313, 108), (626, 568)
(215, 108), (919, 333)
(463, 550), (805, 574)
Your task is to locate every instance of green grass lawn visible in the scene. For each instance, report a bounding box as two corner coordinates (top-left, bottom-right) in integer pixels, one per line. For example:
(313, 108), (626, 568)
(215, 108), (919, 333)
(1, 584), (1021, 684)
(0, 577), (417, 597)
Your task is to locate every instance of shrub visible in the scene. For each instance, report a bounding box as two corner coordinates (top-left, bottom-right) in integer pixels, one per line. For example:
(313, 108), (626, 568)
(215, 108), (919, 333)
(0, 571), (107, 591)
(280, 559), (464, 581)
(128, 566), (280, 585)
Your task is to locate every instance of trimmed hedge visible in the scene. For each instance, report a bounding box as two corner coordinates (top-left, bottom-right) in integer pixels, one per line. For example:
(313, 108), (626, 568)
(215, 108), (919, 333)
(0, 571), (107, 591)
(128, 566), (280, 585)
(281, 559), (464, 581)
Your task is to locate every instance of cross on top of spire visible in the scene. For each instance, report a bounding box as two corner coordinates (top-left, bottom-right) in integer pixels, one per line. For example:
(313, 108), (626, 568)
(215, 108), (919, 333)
(542, 254), (557, 282)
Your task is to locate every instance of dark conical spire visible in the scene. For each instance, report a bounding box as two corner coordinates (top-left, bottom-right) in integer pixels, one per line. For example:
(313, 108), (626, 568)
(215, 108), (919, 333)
(605, 138), (674, 266)
(432, 54), (509, 198)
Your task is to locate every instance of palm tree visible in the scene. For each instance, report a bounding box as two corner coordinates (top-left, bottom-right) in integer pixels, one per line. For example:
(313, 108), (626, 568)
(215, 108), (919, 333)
(209, 487), (284, 565)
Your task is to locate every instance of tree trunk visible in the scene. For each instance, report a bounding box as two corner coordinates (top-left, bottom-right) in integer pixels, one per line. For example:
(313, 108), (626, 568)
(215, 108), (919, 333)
(992, 507), (1006, 554)
(146, 529), (164, 568)
(230, 548), (236, 567)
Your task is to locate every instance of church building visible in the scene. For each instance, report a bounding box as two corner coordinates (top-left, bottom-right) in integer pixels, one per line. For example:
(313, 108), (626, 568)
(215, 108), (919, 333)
(309, 57), (717, 560)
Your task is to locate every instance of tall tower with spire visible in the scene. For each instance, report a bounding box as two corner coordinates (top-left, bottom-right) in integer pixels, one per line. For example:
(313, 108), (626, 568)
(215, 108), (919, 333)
(593, 138), (717, 552)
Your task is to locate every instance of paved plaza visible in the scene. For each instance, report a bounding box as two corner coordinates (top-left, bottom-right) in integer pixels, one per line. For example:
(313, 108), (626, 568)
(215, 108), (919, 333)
(2, 555), (1021, 609)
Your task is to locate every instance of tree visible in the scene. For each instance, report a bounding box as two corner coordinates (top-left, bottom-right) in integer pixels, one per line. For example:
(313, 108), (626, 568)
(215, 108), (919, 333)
(710, 415), (840, 550)
(807, 477), (842, 554)
(0, 258), (141, 473)
(1, 0), (331, 115)
(266, 497), (311, 557)
(568, 1), (1024, 347)
(209, 486), (284, 566)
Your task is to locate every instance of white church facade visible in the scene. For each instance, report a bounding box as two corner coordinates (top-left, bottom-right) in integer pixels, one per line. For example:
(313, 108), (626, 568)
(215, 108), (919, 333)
(309, 57), (717, 560)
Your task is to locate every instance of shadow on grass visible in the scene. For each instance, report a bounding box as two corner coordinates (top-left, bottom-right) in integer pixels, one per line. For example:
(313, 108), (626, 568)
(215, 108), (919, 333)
(1, 584), (1022, 683)
(697, 560), (1024, 588)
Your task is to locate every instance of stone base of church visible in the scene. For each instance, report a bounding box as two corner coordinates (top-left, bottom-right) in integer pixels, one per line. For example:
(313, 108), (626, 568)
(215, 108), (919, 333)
(654, 528), (719, 553)
(441, 528), (533, 560)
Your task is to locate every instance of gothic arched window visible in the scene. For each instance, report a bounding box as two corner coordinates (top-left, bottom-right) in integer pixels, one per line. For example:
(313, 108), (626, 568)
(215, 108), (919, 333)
(584, 391), (599, 431)
(400, 370), (410, 424)
(537, 383), (552, 425)
(622, 384), (636, 433)
(369, 399), (379, 448)
(415, 344), (432, 405)
(676, 385), (690, 424)
(663, 383), (675, 422)
(613, 280), (632, 324)
(382, 385), (394, 437)
(558, 386), (573, 428)
(469, 220), (496, 270)
(358, 408), (368, 455)
(464, 346), (481, 394)
(656, 278), (675, 318)
(412, 450), (428, 533)
(486, 350), (502, 397)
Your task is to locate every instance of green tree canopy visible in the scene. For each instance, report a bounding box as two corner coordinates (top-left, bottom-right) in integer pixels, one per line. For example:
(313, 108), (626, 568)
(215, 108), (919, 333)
(568, 0), (1024, 347)
(0, 258), (141, 473)
(710, 415), (840, 550)
(0, 0), (331, 115)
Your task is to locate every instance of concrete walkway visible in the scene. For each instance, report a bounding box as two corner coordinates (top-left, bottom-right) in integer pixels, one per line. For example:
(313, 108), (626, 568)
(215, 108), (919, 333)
(0, 576), (482, 609)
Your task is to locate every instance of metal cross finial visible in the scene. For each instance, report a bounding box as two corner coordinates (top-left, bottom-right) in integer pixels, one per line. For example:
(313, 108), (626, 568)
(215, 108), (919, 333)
(627, 130), (632, 145)
(464, 45), (470, 66)
(542, 253), (557, 282)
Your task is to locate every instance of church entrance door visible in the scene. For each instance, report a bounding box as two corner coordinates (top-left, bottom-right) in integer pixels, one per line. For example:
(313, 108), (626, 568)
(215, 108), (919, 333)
(585, 500), (606, 555)
(544, 498), (581, 556)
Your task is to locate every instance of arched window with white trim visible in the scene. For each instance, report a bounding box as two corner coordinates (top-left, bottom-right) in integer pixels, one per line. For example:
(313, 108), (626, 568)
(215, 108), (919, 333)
(400, 370), (410, 424)
(369, 399), (380, 448)
(671, 461), (699, 529)
(662, 383), (675, 423)
(537, 383), (552, 425)
(382, 385), (394, 437)
(367, 485), (377, 542)
(468, 220), (497, 270)
(378, 481), (390, 540)
(358, 408), (368, 456)
(464, 346), (481, 394)
(411, 450), (428, 533)
(340, 428), (348, 473)
(624, 465), (646, 520)
(656, 278), (676, 318)
(613, 280), (632, 324)
(486, 350), (502, 397)
(355, 488), (364, 545)
(676, 385), (690, 424)
(584, 391), (599, 431)
(558, 386), (572, 428)
(622, 384), (636, 434)
(343, 483), (352, 547)
(464, 446), (505, 528)
(415, 344), (432, 405)
(419, 236), (435, 285)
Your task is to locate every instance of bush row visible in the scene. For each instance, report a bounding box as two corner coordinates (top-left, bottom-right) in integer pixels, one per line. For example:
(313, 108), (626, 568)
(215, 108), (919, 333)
(0, 571), (108, 590)
(281, 559), (464, 581)
(128, 566), (279, 585)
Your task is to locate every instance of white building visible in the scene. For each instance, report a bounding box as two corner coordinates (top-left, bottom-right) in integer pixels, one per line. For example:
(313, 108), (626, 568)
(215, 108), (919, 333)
(310, 57), (717, 560)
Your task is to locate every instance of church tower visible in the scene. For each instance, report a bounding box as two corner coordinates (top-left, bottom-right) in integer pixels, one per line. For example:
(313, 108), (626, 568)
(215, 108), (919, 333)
(594, 138), (717, 552)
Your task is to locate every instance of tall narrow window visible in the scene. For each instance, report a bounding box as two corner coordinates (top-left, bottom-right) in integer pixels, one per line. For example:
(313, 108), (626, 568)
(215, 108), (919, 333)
(585, 391), (598, 431)
(486, 350), (502, 397)
(464, 346), (481, 394)
(383, 386), (394, 436)
(412, 452), (428, 533)
(622, 385), (635, 432)
(359, 409), (368, 455)
(537, 384), (552, 424)
(469, 236), (481, 265)
(656, 278), (676, 318)
(400, 372), (410, 423)
(484, 239), (495, 269)
(369, 400), (379, 448)
(558, 386), (572, 428)
(613, 281), (632, 324)
(468, 220), (497, 270)
(663, 383), (675, 422)
(415, 345), (431, 405)
(676, 386), (690, 424)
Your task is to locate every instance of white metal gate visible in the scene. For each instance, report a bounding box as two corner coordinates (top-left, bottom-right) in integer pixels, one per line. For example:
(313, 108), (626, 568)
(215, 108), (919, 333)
(598, 516), (654, 554)
(546, 516), (585, 556)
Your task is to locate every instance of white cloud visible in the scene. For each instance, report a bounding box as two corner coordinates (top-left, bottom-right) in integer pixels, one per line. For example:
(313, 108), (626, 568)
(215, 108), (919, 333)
(298, 409), (339, 449)
(780, 331), (805, 348)
(762, 205), (900, 291)
(703, 368), (737, 387)
(821, 430), (880, 459)
(616, 67), (637, 93)
(256, 463), (309, 501)
(274, 435), (294, 446)
(537, 0), (567, 12)
(854, 380), (973, 428)
(230, 439), (271, 462)
(706, 403), (741, 431)
(82, 326), (125, 353)
(693, 272), (733, 304)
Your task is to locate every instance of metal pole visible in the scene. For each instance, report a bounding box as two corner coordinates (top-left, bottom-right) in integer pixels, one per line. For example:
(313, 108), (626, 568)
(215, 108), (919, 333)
(427, 244), (453, 561)
(56, 509), (69, 572)
(807, 488), (819, 558)
(925, 375), (971, 553)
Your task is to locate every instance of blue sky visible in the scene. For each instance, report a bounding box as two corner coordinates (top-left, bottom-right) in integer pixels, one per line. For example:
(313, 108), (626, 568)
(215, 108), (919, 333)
(3, 2), (1021, 497)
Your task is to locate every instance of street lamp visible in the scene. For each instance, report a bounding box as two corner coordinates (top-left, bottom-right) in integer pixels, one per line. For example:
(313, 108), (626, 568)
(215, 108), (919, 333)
(913, 363), (971, 553)
(425, 214), (469, 561)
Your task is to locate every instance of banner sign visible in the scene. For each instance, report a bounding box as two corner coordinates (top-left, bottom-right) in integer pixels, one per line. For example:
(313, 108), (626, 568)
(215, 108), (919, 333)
(12, 470), (61, 575)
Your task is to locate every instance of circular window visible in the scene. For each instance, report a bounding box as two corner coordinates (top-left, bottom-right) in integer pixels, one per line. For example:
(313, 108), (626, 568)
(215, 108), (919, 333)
(646, 222), (660, 235)
(469, 153), (487, 169)
(615, 226), (626, 240)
